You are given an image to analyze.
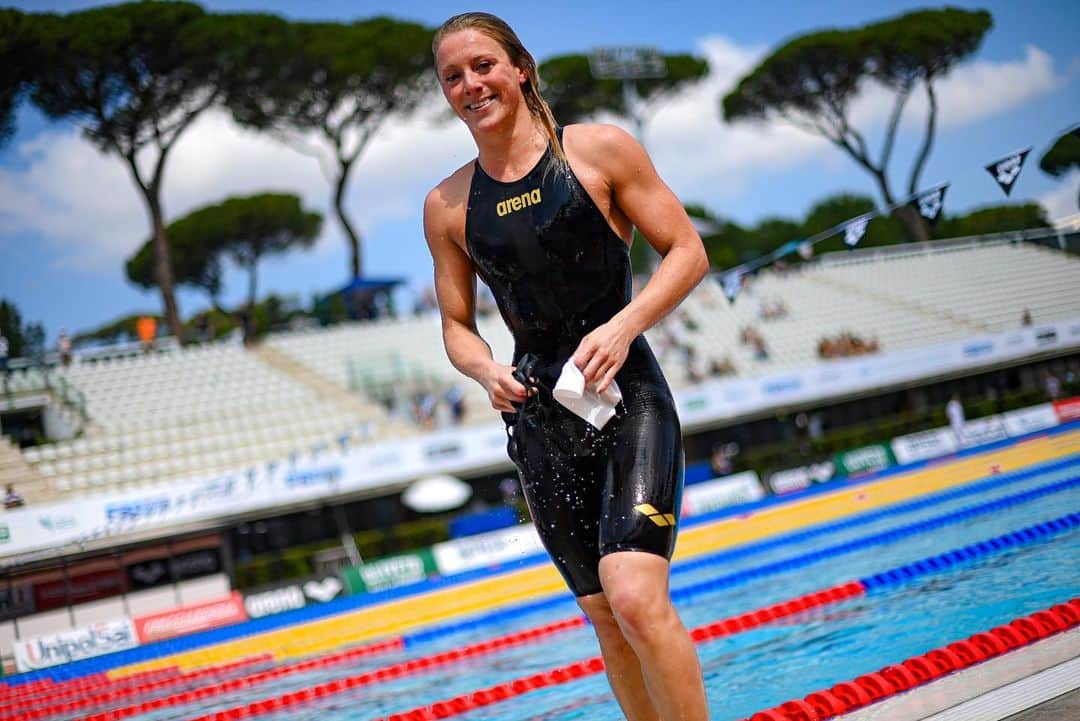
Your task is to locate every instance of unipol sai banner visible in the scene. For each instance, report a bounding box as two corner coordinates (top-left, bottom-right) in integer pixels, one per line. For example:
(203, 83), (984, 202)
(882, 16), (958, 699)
(13, 617), (139, 672)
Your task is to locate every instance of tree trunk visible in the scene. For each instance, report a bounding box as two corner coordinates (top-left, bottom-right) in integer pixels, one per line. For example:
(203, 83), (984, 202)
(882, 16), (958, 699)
(148, 197), (184, 343)
(334, 162), (361, 278)
(892, 203), (930, 243)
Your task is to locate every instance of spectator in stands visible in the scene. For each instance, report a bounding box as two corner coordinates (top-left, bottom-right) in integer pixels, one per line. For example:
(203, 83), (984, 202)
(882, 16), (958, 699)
(707, 356), (735, 377)
(1045, 372), (1061, 401)
(56, 330), (73, 367)
(0, 331), (9, 393)
(710, 442), (739, 477)
(3, 484), (24, 509)
(946, 394), (965, 444)
(444, 383), (466, 424)
(1021, 308), (1033, 327)
(685, 345), (704, 384)
(758, 297), (788, 321)
(136, 315), (156, 353)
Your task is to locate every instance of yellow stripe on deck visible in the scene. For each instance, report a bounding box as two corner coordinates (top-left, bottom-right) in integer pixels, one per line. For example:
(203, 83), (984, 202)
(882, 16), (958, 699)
(108, 429), (1080, 679)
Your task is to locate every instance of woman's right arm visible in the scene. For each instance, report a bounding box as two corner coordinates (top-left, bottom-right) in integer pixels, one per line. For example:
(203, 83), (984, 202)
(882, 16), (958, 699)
(423, 183), (527, 413)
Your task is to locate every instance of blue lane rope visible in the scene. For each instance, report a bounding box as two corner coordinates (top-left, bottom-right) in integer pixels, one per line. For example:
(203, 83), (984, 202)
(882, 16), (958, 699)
(668, 476), (1079, 603)
(407, 473), (1080, 647)
(861, 512), (1080, 591)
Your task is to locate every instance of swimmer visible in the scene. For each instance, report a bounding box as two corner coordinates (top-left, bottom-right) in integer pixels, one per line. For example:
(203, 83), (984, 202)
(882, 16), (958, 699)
(424, 12), (710, 720)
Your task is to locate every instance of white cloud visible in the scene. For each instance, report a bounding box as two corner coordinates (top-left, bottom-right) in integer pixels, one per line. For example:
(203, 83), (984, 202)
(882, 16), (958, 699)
(643, 37), (1067, 208)
(0, 36), (1067, 275)
(0, 99), (474, 275)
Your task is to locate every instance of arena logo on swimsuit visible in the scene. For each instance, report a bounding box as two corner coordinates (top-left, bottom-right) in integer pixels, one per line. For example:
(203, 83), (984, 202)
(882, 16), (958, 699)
(496, 188), (542, 217)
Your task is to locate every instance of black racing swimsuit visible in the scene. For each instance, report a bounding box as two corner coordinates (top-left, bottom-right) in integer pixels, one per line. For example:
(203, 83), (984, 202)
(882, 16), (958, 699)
(465, 130), (684, 597)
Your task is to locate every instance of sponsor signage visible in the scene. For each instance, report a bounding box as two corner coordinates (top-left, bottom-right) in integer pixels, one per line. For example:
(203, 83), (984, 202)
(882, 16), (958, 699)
(432, 525), (546, 576)
(767, 461), (836, 495)
(126, 548), (223, 591)
(13, 618), (139, 672)
(959, 415), (1009, 449)
(244, 586), (305, 619)
(0, 584), (36, 621)
(134, 592), (247, 644)
(681, 471), (764, 516)
(1053, 396), (1080, 423)
(835, 443), (895, 478)
(1002, 404), (1059, 437)
(891, 427), (958, 465)
(242, 575), (345, 619)
(3, 316), (1078, 563)
(341, 551), (439, 594)
(33, 568), (124, 613)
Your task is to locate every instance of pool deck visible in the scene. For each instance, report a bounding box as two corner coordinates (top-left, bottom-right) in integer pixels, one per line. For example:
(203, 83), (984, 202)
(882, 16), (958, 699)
(842, 628), (1080, 721)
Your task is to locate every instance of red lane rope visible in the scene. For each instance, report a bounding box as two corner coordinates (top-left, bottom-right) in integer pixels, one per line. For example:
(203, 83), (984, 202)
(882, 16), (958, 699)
(180, 582), (865, 721)
(742, 598), (1080, 721)
(0, 657), (266, 719)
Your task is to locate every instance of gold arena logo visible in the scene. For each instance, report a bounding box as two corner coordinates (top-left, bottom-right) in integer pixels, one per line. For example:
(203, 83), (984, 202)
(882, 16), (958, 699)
(496, 188), (541, 217)
(634, 503), (676, 528)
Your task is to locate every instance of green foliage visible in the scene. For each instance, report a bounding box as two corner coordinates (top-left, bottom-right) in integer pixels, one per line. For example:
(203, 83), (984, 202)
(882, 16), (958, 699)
(694, 191), (1049, 272)
(722, 7), (992, 123)
(223, 17), (435, 277)
(1039, 127), (1080, 178)
(126, 192), (321, 312)
(936, 203), (1050, 238)
(721, 7), (993, 243)
(539, 52), (708, 123)
(0, 8), (37, 146)
(72, 313), (160, 346)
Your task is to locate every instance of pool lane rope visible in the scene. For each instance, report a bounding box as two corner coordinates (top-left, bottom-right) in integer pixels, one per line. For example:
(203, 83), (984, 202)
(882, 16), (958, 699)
(101, 510), (1078, 721)
(14, 499), (1079, 721)
(10, 457), (1078, 692)
(741, 598), (1080, 721)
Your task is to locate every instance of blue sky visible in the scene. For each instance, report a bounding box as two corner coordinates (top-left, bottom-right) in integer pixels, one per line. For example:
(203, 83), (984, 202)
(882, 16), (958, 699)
(1, 0), (1078, 344)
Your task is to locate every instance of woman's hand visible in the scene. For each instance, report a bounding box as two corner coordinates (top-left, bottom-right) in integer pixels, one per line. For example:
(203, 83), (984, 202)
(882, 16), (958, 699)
(573, 320), (634, 394)
(479, 360), (529, 413)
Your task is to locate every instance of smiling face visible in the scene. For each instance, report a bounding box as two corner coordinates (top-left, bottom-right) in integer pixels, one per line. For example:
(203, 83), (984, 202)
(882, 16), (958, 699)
(435, 28), (529, 133)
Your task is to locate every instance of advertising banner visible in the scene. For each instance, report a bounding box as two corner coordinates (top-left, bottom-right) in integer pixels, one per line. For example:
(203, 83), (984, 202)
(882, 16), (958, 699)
(431, 525), (546, 576)
(680, 471), (764, 516)
(242, 575), (345, 619)
(834, 444), (895, 478)
(13, 618), (139, 672)
(891, 427), (959, 465)
(1053, 396), (1080, 423)
(767, 461), (835, 496)
(1002, 404), (1060, 437)
(958, 415), (1010, 448)
(134, 592), (247, 644)
(340, 550), (439, 594)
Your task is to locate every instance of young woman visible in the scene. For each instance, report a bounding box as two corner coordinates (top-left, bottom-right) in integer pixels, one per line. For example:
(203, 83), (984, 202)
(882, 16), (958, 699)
(424, 12), (711, 720)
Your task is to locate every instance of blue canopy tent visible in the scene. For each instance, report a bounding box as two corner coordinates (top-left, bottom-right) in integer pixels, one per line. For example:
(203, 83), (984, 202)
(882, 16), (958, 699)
(315, 277), (405, 323)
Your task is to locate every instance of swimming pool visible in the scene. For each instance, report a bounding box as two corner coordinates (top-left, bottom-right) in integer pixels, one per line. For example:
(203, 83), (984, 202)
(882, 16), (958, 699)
(28, 453), (1075, 721)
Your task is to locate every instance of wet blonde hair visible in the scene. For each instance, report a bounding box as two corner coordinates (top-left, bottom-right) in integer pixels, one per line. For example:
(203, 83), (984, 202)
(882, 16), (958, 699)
(434, 12), (567, 168)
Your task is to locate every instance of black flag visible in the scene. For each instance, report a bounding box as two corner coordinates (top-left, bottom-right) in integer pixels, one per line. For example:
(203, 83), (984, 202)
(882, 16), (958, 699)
(913, 184), (948, 226)
(985, 148), (1031, 197)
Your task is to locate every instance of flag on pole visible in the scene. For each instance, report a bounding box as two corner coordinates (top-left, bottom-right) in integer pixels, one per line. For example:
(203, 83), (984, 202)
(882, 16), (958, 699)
(985, 148), (1031, 197)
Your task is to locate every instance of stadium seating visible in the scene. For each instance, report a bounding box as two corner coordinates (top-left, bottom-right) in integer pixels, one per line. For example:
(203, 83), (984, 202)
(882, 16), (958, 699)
(3, 238), (1078, 501)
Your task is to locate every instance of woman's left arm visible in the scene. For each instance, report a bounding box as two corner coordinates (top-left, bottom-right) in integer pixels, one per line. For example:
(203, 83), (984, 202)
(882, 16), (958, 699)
(572, 124), (710, 392)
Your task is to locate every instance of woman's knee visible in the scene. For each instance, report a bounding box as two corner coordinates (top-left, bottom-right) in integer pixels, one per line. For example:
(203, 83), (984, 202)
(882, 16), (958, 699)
(602, 579), (673, 641)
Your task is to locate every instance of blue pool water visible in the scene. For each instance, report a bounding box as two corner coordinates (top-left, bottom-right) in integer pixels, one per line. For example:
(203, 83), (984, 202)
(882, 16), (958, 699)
(77, 457), (1080, 721)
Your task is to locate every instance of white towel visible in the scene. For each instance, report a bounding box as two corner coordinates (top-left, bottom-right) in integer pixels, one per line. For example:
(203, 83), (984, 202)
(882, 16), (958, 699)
(553, 359), (622, 430)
